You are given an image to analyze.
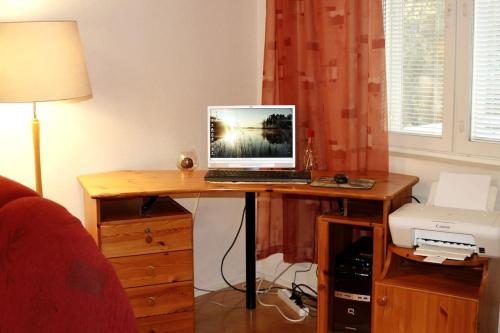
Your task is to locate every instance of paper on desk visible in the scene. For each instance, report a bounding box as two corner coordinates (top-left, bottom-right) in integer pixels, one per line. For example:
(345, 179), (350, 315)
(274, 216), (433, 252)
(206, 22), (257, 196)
(415, 243), (474, 257)
(415, 249), (468, 261)
(414, 243), (472, 261)
(434, 172), (491, 211)
(423, 256), (447, 264)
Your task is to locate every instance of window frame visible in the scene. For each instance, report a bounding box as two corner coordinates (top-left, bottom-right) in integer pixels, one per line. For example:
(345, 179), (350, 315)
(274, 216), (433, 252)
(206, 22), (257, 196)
(385, 0), (500, 160)
(454, 0), (500, 158)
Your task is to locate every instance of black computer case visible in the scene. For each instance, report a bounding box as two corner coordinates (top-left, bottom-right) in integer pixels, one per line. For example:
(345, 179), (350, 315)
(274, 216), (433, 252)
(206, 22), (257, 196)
(331, 236), (373, 333)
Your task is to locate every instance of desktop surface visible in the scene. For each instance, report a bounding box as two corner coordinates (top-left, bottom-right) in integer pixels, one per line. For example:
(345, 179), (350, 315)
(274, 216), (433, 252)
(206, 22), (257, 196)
(78, 169), (418, 200)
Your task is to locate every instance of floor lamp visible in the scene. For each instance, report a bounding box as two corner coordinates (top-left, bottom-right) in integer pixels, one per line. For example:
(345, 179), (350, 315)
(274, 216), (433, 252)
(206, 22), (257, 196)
(0, 21), (92, 196)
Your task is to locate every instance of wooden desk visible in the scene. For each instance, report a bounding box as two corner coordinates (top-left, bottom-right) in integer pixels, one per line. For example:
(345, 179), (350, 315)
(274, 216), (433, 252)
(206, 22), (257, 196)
(78, 170), (418, 332)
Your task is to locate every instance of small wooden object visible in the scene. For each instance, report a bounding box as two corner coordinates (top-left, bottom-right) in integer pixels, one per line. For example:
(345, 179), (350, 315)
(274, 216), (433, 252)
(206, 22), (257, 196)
(180, 157), (194, 169)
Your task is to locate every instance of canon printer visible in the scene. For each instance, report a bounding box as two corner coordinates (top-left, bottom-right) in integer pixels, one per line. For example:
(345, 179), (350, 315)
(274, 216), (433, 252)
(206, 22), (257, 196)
(389, 203), (500, 257)
(389, 174), (500, 258)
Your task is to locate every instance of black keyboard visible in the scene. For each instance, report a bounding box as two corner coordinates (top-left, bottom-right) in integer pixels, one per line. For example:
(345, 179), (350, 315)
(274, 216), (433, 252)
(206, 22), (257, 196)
(204, 170), (311, 184)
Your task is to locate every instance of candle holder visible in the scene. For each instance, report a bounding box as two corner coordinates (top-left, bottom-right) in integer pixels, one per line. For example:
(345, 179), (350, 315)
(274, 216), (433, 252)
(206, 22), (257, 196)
(177, 150), (198, 170)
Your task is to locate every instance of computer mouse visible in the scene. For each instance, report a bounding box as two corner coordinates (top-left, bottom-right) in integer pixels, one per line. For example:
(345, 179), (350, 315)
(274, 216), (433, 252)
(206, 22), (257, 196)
(334, 173), (348, 184)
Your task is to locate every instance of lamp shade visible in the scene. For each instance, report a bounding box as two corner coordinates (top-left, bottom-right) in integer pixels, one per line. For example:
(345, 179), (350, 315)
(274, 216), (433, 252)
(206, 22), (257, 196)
(0, 21), (92, 103)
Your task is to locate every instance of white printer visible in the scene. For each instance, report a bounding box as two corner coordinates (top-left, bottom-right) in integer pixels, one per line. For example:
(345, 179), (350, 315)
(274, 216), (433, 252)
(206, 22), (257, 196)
(389, 203), (500, 257)
(389, 173), (500, 258)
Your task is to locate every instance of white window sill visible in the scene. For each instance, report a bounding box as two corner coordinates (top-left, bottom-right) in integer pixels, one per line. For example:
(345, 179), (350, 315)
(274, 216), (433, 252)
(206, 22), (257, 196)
(389, 147), (500, 168)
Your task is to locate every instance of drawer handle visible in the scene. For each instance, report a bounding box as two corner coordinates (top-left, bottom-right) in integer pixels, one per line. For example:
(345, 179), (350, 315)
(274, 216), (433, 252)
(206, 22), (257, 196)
(377, 296), (387, 306)
(144, 227), (153, 244)
(146, 265), (156, 276)
(147, 296), (156, 306)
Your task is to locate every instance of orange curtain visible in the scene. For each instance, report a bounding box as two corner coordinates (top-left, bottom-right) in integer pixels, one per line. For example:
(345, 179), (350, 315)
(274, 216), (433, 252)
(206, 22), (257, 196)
(257, 0), (389, 262)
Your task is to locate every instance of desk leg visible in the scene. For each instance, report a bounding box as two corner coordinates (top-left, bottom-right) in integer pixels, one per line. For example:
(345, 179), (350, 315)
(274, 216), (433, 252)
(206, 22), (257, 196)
(245, 192), (256, 309)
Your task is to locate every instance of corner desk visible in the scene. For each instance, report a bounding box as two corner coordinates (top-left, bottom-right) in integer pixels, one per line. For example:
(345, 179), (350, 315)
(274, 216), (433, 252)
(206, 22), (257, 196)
(78, 170), (418, 332)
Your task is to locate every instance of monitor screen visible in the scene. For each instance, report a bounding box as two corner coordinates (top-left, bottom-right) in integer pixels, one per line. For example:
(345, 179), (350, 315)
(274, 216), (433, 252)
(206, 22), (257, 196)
(208, 105), (296, 169)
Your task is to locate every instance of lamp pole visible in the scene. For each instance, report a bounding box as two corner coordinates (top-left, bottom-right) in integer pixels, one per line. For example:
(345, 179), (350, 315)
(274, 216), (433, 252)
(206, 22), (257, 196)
(32, 102), (42, 196)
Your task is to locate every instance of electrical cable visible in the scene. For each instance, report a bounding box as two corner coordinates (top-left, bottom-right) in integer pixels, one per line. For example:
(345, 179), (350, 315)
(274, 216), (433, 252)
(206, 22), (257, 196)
(192, 192), (216, 294)
(256, 279), (308, 323)
(293, 262), (314, 285)
(220, 206), (246, 292)
(194, 286), (218, 293)
(220, 207), (294, 294)
(412, 195), (421, 203)
(293, 283), (318, 296)
(291, 262), (317, 310)
(195, 300), (226, 308)
(291, 282), (318, 315)
(271, 259), (285, 281)
(192, 192), (201, 220)
(258, 263), (295, 294)
(207, 204), (294, 294)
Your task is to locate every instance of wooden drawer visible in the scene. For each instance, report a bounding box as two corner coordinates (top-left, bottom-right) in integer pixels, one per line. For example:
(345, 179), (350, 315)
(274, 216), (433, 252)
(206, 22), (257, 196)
(109, 251), (193, 288)
(126, 281), (193, 318)
(100, 215), (192, 258)
(136, 312), (194, 333)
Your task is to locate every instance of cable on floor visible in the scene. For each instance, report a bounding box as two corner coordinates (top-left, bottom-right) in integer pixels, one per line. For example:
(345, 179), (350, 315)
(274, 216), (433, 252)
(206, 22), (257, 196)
(195, 300), (226, 308)
(257, 263), (295, 294)
(194, 286), (219, 293)
(256, 278), (309, 323)
(293, 283), (318, 296)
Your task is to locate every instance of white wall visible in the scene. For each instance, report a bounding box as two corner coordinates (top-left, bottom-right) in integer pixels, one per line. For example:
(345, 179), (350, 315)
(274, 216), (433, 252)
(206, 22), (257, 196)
(0, 0), (259, 294)
(391, 154), (500, 209)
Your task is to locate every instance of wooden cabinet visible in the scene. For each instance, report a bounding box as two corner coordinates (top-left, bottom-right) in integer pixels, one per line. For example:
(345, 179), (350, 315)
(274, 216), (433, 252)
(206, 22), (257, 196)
(83, 195), (194, 333)
(374, 284), (479, 332)
(373, 245), (489, 333)
(316, 194), (412, 333)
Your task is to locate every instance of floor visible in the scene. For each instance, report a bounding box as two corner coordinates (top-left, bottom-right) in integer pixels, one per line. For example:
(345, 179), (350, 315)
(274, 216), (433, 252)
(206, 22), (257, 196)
(195, 284), (317, 333)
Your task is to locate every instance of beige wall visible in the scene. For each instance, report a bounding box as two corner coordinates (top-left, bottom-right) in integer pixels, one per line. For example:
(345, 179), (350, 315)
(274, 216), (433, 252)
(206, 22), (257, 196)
(0, 0), (259, 292)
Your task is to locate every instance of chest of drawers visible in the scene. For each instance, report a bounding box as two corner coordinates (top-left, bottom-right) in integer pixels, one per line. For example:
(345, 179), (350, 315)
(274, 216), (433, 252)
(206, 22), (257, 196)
(83, 195), (194, 333)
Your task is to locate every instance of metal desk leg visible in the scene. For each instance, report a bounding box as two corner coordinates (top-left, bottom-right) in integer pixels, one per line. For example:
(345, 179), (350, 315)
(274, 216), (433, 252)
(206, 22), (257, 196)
(245, 192), (256, 309)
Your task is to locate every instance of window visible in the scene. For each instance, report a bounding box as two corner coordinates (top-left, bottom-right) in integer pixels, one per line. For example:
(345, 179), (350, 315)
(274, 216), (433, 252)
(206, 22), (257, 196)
(470, 1), (500, 143)
(383, 0), (500, 159)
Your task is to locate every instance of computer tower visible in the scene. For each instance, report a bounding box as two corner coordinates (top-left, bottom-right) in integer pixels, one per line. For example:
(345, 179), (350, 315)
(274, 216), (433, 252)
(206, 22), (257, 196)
(332, 236), (373, 333)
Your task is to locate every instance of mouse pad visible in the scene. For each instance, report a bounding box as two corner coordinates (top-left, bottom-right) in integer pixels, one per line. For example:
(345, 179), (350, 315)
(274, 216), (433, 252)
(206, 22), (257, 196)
(311, 178), (375, 189)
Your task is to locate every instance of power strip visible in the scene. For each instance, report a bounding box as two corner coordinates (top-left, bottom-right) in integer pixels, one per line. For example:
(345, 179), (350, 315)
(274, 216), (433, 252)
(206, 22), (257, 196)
(277, 289), (308, 317)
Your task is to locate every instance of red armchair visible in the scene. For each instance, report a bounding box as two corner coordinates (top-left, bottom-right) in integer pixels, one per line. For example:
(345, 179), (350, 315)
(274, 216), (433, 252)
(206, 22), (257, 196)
(0, 176), (137, 332)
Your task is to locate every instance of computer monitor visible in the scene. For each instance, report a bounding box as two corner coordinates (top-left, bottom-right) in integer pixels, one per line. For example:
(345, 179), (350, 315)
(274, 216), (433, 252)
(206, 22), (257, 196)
(207, 105), (296, 169)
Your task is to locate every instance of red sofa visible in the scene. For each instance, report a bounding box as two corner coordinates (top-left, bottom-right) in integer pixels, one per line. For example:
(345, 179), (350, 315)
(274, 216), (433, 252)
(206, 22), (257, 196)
(0, 176), (137, 332)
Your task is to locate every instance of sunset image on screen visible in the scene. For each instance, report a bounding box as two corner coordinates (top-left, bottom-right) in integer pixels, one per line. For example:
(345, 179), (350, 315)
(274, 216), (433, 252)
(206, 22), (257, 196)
(209, 108), (293, 158)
